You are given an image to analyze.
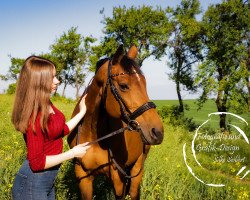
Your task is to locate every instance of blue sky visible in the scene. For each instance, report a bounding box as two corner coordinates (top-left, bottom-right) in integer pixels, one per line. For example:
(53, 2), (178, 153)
(0, 0), (221, 100)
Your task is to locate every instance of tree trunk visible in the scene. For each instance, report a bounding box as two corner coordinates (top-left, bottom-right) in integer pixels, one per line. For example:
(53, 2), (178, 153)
(176, 58), (184, 113)
(247, 78), (250, 111)
(247, 40), (250, 111)
(176, 81), (184, 113)
(62, 82), (67, 97)
(75, 82), (80, 99)
(216, 90), (227, 130)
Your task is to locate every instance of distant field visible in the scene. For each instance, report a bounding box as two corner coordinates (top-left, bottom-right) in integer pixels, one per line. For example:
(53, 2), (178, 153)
(154, 99), (219, 124)
(153, 99), (250, 131)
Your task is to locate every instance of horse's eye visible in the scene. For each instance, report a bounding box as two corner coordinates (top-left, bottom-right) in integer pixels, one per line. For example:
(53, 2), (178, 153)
(119, 83), (129, 91)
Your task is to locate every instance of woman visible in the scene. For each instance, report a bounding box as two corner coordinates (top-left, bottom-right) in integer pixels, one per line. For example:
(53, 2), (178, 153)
(11, 56), (90, 200)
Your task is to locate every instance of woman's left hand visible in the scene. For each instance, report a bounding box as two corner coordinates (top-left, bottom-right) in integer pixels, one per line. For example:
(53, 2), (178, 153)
(66, 94), (88, 132)
(79, 94), (87, 115)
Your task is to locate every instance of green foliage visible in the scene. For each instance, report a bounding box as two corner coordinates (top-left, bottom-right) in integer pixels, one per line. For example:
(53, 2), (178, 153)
(91, 5), (172, 68)
(157, 106), (169, 119)
(1, 28), (97, 99)
(56, 161), (115, 200)
(0, 56), (25, 82)
(55, 160), (81, 200)
(166, 0), (203, 113)
(0, 94), (26, 199)
(0, 74), (8, 81)
(51, 93), (75, 104)
(50, 27), (96, 98)
(7, 57), (25, 80)
(158, 104), (198, 131)
(196, 0), (250, 125)
(141, 123), (249, 200)
(155, 99), (250, 133)
(40, 53), (64, 75)
(6, 83), (16, 94)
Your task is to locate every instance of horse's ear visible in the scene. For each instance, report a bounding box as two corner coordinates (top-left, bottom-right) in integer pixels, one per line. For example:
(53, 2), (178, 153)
(127, 45), (138, 59)
(112, 45), (124, 65)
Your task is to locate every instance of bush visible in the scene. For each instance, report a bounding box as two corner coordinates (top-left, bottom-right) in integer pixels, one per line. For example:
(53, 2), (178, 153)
(157, 105), (170, 119)
(158, 104), (198, 131)
(51, 93), (75, 103)
(6, 83), (16, 94)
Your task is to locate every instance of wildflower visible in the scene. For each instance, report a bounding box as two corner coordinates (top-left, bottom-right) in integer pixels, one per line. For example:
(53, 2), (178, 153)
(168, 195), (174, 200)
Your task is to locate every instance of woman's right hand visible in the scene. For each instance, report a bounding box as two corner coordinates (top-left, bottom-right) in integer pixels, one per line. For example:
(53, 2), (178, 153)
(70, 142), (90, 158)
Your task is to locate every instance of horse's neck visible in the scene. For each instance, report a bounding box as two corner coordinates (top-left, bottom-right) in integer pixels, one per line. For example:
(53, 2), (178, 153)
(81, 100), (101, 141)
(83, 99), (123, 143)
(80, 76), (107, 141)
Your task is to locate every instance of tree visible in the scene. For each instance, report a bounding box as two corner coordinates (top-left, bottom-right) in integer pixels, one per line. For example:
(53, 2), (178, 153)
(90, 5), (172, 70)
(196, 0), (249, 129)
(0, 56), (25, 93)
(73, 36), (96, 98)
(166, 0), (203, 113)
(50, 27), (96, 98)
(0, 56), (25, 81)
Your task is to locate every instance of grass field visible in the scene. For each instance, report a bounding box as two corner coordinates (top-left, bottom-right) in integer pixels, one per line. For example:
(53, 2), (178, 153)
(0, 94), (249, 200)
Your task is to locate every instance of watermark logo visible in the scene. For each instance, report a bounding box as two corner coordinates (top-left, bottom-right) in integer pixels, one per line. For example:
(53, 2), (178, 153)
(183, 112), (249, 187)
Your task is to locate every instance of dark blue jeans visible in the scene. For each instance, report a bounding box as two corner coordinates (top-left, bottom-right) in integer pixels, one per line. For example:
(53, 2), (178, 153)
(12, 160), (59, 200)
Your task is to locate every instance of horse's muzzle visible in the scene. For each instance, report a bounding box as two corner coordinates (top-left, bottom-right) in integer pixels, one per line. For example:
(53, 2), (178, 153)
(140, 127), (164, 145)
(150, 128), (164, 144)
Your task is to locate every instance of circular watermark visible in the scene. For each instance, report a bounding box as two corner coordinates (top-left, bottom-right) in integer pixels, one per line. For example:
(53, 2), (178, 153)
(183, 112), (249, 187)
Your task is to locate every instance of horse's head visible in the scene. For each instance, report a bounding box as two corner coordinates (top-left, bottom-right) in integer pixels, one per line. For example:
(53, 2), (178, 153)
(94, 45), (164, 145)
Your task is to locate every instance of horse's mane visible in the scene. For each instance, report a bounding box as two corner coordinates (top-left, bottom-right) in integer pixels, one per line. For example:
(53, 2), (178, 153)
(95, 57), (109, 74)
(95, 55), (143, 75)
(120, 56), (143, 75)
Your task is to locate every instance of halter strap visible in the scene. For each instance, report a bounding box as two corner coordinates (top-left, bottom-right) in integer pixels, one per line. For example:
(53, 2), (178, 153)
(108, 145), (146, 179)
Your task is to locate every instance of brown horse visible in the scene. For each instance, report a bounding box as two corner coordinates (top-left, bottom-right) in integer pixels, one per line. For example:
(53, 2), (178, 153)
(67, 45), (164, 200)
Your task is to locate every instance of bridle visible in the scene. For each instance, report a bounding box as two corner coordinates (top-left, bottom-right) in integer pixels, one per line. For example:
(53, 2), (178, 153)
(102, 59), (157, 179)
(76, 58), (157, 179)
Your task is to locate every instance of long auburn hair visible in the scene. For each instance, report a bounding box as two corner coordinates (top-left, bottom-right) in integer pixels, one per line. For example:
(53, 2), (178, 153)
(12, 56), (55, 133)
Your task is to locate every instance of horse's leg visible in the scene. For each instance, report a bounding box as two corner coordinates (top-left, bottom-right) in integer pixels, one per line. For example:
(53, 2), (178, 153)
(129, 170), (143, 200)
(111, 168), (126, 200)
(75, 163), (93, 200)
(128, 154), (145, 200)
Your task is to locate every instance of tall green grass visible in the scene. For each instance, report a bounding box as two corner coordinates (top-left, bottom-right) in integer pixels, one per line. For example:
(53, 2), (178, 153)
(0, 94), (249, 200)
(141, 119), (249, 200)
(0, 94), (26, 198)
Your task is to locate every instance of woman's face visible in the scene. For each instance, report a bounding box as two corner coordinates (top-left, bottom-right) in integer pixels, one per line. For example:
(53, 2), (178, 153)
(51, 68), (60, 94)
